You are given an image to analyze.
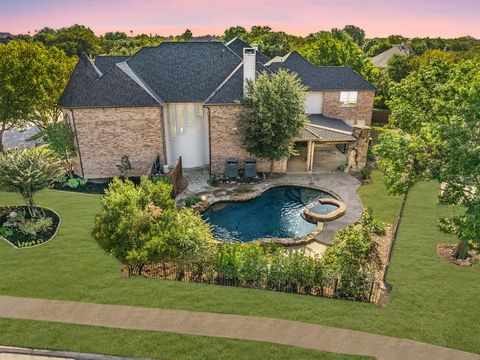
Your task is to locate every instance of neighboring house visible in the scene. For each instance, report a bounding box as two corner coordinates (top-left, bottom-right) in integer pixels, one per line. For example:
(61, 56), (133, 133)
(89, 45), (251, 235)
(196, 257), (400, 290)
(59, 37), (375, 179)
(368, 44), (410, 68)
(0, 32), (16, 44)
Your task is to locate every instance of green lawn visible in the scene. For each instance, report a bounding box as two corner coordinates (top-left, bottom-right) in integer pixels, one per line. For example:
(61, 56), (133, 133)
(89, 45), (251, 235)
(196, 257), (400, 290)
(0, 171), (479, 355)
(0, 318), (368, 360)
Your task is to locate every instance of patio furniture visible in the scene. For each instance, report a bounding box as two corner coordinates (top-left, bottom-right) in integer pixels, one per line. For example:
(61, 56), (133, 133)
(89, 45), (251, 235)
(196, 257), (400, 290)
(225, 158), (239, 179)
(244, 158), (257, 179)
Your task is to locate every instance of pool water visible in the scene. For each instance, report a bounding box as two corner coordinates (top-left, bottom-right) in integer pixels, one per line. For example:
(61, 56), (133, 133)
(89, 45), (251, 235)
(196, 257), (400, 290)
(202, 186), (338, 242)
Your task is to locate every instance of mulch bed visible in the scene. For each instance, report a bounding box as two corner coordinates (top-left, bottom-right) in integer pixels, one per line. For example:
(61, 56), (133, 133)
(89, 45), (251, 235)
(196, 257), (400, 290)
(52, 177), (142, 195)
(436, 243), (478, 267)
(0, 206), (60, 248)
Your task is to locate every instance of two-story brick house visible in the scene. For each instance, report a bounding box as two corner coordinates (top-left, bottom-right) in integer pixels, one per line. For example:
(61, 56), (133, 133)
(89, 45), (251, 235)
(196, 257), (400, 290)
(59, 38), (375, 179)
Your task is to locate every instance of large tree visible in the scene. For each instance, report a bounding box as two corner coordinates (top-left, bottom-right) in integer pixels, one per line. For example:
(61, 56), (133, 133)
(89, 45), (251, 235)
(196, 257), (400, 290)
(374, 57), (480, 259)
(258, 32), (291, 57)
(223, 26), (247, 42)
(239, 69), (307, 174)
(342, 25), (365, 47)
(34, 24), (99, 56)
(299, 31), (374, 80)
(0, 40), (75, 151)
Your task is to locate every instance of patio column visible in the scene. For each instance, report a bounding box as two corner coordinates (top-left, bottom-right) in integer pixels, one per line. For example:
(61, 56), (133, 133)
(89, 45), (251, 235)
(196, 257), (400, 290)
(309, 141), (315, 172)
(306, 141), (312, 172)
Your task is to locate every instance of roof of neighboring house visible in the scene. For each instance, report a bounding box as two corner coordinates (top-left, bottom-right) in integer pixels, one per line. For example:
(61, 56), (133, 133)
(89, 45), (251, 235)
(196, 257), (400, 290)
(94, 55), (130, 73)
(225, 37), (270, 64)
(0, 32), (16, 43)
(265, 51), (376, 91)
(368, 45), (409, 68)
(60, 40), (375, 108)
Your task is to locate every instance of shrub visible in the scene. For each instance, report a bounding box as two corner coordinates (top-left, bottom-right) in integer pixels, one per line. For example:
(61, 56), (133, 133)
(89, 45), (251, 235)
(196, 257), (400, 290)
(92, 176), (214, 275)
(215, 243), (243, 281)
(0, 226), (13, 238)
(322, 225), (374, 273)
(185, 195), (201, 207)
(208, 175), (220, 187)
(239, 244), (269, 286)
(0, 147), (63, 217)
(17, 216), (53, 236)
(359, 207), (386, 235)
(360, 166), (372, 181)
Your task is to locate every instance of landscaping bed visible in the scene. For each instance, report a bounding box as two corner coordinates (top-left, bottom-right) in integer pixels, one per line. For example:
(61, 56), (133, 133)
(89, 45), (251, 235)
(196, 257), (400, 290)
(0, 206), (60, 248)
(436, 243), (478, 267)
(52, 176), (142, 195)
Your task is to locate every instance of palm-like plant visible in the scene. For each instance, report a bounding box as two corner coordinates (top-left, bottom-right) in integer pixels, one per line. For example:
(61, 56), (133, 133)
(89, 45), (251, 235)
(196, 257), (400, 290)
(0, 146), (63, 217)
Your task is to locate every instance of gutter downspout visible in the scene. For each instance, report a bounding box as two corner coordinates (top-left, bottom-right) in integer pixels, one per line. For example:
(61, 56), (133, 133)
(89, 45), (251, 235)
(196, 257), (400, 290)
(70, 109), (85, 178)
(206, 106), (212, 176)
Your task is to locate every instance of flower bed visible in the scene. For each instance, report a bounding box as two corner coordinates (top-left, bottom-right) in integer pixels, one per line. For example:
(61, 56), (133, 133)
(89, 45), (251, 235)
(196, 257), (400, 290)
(0, 206), (60, 248)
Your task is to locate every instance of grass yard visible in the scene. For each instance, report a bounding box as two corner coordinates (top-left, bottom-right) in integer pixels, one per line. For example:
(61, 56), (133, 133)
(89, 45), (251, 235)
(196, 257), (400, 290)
(0, 318), (369, 360)
(0, 171), (479, 355)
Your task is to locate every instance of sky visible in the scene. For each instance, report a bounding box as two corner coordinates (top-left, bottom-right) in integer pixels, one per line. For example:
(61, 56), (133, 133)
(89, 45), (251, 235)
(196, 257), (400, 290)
(1, 0), (479, 38)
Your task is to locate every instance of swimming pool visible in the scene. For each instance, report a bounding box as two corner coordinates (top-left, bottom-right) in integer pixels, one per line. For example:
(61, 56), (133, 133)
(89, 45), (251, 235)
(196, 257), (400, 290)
(202, 186), (339, 242)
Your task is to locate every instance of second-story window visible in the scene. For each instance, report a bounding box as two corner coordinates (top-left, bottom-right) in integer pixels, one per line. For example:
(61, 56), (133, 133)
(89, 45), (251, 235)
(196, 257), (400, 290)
(340, 91), (358, 106)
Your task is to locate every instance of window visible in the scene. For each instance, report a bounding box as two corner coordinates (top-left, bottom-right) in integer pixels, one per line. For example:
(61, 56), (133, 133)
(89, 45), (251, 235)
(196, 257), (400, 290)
(340, 91), (358, 106)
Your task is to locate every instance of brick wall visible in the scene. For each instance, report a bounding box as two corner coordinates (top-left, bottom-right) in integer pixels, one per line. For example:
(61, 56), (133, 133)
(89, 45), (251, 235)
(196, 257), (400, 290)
(70, 107), (165, 179)
(322, 91), (375, 127)
(208, 105), (287, 175)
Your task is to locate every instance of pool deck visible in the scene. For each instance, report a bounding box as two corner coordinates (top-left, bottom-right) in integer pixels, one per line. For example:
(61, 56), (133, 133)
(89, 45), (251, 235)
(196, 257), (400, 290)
(177, 171), (363, 246)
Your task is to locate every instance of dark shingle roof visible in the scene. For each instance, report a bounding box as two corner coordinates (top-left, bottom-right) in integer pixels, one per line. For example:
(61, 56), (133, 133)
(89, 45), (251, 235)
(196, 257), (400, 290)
(59, 43), (375, 108)
(126, 42), (241, 102)
(94, 55), (130, 73)
(59, 53), (159, 108)
(308, 114), (352, 132)
(298, 124), (356, 142)
(225, 37), (270, 64)
(265, 51), (376, 91)
(205, 62), (270, 104)
(59, 53), (101, 108)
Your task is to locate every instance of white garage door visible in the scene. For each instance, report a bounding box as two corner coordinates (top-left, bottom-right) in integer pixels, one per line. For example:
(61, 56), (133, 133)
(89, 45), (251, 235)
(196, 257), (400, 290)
(165, 103), (209, 168)
(304, 92), (324, 114)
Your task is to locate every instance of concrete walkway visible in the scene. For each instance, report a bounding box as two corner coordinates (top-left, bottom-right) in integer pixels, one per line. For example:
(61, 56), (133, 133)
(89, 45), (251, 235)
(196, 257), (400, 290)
(0, 296), (478, 360)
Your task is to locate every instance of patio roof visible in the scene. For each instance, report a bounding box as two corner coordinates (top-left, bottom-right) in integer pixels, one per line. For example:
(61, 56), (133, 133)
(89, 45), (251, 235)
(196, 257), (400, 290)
(297, 123), (356, 143)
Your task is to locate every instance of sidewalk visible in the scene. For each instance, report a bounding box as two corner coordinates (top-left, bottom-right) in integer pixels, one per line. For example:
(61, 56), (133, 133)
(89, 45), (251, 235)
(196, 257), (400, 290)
(0, 296), (478, 360)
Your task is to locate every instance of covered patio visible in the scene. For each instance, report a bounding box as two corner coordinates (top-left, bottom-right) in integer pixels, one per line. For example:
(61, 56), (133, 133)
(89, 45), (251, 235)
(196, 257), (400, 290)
(288, 117), (357, 173)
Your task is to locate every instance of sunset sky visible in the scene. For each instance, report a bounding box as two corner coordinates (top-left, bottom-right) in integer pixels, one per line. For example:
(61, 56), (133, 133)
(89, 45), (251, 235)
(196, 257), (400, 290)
(2, 0), (479, 38)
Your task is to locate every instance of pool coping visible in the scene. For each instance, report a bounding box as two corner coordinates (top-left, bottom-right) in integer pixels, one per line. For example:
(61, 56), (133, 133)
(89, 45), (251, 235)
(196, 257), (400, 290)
(191, 184), (344, 247)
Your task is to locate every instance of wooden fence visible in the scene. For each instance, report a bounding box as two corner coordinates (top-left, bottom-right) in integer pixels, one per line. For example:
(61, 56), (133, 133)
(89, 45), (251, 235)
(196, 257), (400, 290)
(148, 155), (183, 197)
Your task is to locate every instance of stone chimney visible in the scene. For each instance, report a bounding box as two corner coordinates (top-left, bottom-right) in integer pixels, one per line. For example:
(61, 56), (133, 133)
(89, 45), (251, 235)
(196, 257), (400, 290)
(243, 48), (256, 96)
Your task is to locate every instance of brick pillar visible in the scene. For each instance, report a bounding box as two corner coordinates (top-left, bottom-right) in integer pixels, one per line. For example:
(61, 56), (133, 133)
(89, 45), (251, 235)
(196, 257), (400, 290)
(347, 126), (371, 173)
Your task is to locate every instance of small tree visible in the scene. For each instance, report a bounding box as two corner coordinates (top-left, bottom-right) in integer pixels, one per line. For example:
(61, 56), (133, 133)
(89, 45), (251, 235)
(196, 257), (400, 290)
(116, 155), (133, 178)
(0, 147), (63, 217)
(42, 122), (76, 178)
(240, 69), (307, 174)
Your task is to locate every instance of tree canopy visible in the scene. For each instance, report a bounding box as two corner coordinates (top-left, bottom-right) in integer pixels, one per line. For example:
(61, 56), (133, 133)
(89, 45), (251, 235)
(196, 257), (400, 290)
(0, 40), (75, 151)
(239, 69), (307, 173)
(374, 56), (480, 258)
